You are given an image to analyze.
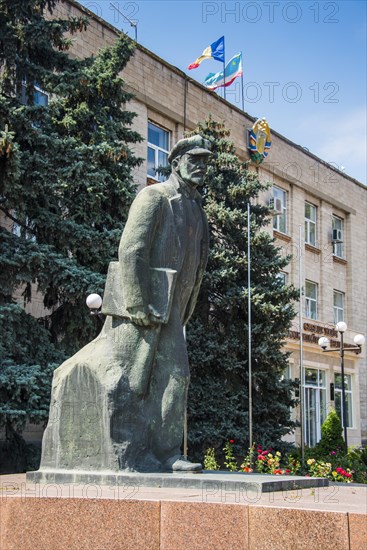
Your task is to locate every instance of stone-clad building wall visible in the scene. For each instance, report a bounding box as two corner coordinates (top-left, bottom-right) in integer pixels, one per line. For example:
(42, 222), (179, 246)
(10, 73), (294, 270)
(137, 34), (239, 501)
(22, 0), (367, 445)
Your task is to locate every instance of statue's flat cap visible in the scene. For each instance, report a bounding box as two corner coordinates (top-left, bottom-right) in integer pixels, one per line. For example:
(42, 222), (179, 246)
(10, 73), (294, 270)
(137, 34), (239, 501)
(168, 135), (212, 164)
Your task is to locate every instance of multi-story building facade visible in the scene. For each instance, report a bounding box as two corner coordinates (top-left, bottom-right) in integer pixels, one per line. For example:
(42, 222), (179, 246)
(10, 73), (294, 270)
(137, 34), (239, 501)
(10, 0), (367, 448)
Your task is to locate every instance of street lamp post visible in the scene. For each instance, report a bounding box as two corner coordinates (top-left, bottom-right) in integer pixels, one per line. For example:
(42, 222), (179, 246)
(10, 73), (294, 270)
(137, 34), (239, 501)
(318, 322), (365, 451)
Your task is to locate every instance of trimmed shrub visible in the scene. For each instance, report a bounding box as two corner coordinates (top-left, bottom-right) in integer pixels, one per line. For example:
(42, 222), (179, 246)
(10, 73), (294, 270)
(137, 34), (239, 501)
(316, 409), (345, 455)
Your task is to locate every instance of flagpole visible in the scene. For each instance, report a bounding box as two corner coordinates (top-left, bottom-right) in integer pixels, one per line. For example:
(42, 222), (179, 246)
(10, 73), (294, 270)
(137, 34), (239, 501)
(183, 76), (188, 133)
(299, 225), (305, 467)
(183, 326), (188, 459)
(241, 51), (244, 112)
(223, 37), (226, 100)
(247, 201), (252, 453)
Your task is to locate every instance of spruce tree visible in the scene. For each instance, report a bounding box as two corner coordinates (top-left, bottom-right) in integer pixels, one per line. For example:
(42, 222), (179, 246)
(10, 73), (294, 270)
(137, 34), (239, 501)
(0, 0), (142, 468)
(186, 118), (299, 461)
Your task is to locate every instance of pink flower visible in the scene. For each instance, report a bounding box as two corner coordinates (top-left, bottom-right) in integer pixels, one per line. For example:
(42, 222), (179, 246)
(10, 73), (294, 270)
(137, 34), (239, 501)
(229, 439), (234, 444)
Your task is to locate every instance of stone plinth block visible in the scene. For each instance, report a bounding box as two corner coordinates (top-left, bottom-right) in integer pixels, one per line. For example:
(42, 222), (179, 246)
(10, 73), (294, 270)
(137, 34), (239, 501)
(160, 501), (248, 550)
(0, 497), (160, 550)
(348, 512), (367, 550)
(26, 469), (329, 493)
(249, 506), (350, 550)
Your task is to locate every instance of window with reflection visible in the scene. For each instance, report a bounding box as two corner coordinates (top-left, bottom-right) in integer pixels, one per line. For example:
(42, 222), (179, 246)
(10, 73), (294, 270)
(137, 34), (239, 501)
(334, 373), (353, 428)
(332, 215), (344, 258)
(272, 186), (287, 234)
(305, 280), (318, 320)
(333, 290), (345, 324)
(304, 368), (327, 447)
(19, 79), (48, 107)
(147, 122), (170, 182)
(305, 202), (317, 246)
(277, 272), (288, 285)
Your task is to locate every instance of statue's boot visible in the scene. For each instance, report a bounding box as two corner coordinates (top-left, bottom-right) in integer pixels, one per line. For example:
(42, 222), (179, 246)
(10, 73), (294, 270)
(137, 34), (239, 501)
(164, 454), (202, 472)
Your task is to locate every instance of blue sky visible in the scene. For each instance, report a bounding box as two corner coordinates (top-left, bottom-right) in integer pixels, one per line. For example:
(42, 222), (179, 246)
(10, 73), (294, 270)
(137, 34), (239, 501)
(77, 0), (366, 184)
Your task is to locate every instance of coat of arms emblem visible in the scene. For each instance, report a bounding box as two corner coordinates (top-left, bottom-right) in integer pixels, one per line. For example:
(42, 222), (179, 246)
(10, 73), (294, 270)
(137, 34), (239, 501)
(248, 118), (272, 165)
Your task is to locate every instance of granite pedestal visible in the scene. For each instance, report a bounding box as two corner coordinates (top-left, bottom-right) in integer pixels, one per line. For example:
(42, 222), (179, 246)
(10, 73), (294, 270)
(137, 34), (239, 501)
(2, 473), (365, 550)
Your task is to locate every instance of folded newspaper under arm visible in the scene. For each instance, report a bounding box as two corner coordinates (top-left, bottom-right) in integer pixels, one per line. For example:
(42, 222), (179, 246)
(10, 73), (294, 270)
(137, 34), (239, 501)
(101, 262), (177, 324)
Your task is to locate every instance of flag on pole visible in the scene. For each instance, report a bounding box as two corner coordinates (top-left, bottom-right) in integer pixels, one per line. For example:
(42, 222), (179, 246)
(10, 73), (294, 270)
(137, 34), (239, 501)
(203, 53), (243, 90)
(188, 36), (225, 70)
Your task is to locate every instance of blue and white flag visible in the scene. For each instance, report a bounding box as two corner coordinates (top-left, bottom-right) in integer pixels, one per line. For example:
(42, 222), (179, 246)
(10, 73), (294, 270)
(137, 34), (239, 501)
(204, 53), (243, 90)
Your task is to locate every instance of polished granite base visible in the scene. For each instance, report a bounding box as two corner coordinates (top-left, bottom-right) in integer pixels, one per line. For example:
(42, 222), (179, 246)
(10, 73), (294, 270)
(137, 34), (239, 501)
(26, 469), (329, 493)
(2, 473), (365, 550)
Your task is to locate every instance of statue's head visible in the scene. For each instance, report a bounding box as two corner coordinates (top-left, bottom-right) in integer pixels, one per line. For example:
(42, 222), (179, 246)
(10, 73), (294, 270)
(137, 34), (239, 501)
(168, 135), (212, 188)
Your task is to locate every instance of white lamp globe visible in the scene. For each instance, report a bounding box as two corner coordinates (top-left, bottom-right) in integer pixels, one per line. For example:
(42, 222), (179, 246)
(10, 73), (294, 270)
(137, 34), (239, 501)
(354, 334), (366, 346)
(86, 293), (102, 310)
(318, 336), (330, 349)
(336, 321), (347, 333)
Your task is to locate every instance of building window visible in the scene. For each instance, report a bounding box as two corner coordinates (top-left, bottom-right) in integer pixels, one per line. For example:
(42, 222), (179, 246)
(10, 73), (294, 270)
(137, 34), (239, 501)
(305, 280), (318, 320)
(277, 272), (288, 285)
(12, 216), (35, 241)
(272, 186), (287, 234)
(280, 364), (290, 381)
(34, 86), (48, 106)
(332, 215), (344, 258)
(147, 122), (170, 182)
(19, 80), (48, 106)
(304, 368), (327, 447)
(305, 202), (317, 246)
(335, 373), (353, 428)
(333, 290), (345, 324)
